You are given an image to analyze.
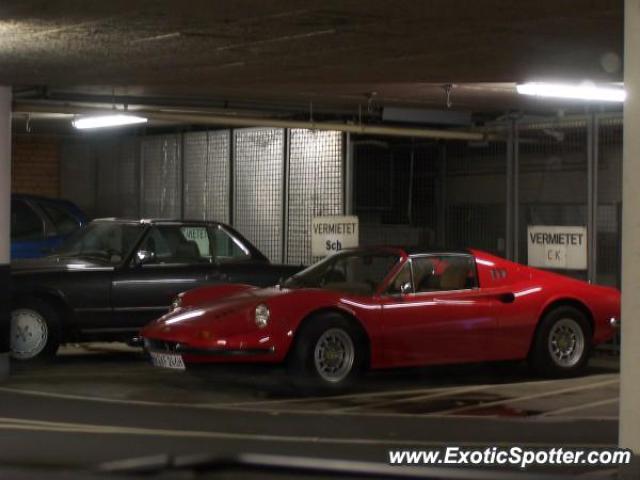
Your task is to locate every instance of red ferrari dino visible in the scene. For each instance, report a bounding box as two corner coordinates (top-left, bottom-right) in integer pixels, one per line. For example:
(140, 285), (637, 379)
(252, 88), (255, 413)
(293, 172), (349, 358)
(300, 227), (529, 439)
(141, 247), (620, 389)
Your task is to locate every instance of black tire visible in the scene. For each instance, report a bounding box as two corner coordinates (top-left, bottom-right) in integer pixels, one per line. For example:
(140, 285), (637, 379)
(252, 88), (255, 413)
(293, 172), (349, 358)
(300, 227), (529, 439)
(529, 306), (592, 377)
(10, 298), (61, 361)
(287, 313), (367, 392)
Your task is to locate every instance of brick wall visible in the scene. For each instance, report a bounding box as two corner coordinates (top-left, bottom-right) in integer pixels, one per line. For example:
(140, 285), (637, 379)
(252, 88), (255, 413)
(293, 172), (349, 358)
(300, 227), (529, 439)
(11, 135), (60, 198)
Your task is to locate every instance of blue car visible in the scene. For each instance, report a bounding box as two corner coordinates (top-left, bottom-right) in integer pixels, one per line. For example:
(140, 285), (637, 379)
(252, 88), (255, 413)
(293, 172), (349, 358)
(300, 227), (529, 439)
(11, 194), (87, 259)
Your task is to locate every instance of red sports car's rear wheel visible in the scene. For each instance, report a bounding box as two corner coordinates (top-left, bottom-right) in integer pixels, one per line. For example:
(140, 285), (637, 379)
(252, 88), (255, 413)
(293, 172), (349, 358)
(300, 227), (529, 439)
(529, 306), (592, 377)
(287, 313), (367, 392)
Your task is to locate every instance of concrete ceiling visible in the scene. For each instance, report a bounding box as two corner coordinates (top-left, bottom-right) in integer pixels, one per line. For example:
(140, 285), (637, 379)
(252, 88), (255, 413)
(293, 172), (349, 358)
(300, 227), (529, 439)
(0, 0), (624, 116)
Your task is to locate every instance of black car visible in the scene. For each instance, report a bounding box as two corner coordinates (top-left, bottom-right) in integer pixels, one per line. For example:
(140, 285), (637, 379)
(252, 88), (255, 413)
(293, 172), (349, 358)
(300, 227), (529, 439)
(10, 219), (303, 361)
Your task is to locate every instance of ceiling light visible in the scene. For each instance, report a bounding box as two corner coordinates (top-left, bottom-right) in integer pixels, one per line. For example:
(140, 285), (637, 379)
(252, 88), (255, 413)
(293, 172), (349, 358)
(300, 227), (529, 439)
(516, 82), (626, 102)
(72, 114), (148, 130)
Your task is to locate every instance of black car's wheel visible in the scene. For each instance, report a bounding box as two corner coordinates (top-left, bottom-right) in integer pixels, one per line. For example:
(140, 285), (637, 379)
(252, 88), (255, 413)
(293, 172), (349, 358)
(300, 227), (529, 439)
(529, 306), (591, 377)
(10, 298), (61, 361)
(287, 313), (367, 392)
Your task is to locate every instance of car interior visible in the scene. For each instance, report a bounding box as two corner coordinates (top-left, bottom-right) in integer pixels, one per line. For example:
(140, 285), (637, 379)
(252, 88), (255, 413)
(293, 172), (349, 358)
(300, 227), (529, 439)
(388, 256), (477, 294)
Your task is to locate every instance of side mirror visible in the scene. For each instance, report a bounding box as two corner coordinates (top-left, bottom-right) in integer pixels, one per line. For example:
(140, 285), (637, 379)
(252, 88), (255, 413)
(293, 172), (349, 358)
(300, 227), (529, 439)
(400, 281), (413, 295)
(135, 249), (156, 266)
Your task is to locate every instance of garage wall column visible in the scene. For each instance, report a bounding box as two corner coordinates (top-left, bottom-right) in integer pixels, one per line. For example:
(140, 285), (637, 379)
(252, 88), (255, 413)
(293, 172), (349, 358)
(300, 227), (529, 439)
(620, 0), (640, 473)
(0, 86), (11, 380)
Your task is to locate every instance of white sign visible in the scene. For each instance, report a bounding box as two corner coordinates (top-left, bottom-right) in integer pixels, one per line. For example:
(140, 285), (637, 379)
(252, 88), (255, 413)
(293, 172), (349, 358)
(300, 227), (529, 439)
(527, 225), (587, 270)
(311, 216), (359, 257)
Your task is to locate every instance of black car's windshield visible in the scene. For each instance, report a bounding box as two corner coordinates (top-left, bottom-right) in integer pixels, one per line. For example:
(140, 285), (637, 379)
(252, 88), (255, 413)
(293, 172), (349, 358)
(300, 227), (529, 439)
(283, 250), (400, 295)
(54, 222), (145, 264)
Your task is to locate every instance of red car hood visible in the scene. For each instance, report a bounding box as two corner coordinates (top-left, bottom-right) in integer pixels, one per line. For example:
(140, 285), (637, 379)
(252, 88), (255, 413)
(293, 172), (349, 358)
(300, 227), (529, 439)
(141, 286), (298, 341)
(141, 285), (369, 349)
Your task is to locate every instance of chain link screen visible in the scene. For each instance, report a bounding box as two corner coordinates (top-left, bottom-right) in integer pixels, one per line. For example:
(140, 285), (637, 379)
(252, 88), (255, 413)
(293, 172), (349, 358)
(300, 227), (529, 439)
(287, 129), (343, 265)
(233, 128), (284, 263)
(517, 120), (588, 280)
(140, 134), (181, 219)
(597, 116), (622, 288)
(183, 131), (230, 223)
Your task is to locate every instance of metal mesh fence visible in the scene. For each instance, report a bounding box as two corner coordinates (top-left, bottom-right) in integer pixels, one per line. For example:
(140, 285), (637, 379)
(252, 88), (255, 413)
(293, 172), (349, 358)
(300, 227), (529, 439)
(233, 128), (284, 263)
(445, 141), (507, 255)
(118, 138), (140, 218)
(58, 117), (621, 290)
(183, 130), (230, 223)
(286, 129), (343, 265)
(517, 120), (588, 280)
(140, 134), (181, 219)
(353, 138), (441, 247)
(597, 116), (622, 287)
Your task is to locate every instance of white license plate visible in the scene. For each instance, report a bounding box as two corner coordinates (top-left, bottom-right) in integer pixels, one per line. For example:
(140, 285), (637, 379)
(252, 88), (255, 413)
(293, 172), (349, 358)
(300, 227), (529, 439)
(150, 352), (185, 370)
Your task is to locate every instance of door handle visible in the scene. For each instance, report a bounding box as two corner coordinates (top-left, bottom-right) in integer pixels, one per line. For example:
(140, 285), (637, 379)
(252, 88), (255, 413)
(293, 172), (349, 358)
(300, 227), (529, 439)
(498, 292), (515, 304)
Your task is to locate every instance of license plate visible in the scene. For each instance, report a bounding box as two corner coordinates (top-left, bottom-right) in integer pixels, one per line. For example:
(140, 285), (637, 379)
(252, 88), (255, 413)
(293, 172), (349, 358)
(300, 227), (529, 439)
(150, 352), (185, 370)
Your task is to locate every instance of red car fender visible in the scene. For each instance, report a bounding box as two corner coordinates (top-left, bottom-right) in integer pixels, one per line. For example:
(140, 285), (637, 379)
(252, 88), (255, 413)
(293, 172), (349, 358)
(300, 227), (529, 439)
(535, 289), (619, 345)
(472, 249), (618, 356)
(264, 290), (380, 361)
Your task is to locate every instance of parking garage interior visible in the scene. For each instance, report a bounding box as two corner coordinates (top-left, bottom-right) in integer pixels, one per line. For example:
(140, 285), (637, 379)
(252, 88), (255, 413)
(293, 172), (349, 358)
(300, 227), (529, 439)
(1, 1), (639, 479)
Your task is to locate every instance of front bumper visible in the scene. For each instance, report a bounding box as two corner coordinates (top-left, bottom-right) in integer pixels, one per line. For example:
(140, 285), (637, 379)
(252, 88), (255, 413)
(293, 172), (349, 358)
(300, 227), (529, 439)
(144, 338), (276, 362)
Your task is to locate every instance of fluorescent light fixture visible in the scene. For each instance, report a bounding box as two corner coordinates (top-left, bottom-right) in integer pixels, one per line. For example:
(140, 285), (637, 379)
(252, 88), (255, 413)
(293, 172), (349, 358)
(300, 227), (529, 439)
(516, 82), (626, 102)
(72, 114), (148, 130)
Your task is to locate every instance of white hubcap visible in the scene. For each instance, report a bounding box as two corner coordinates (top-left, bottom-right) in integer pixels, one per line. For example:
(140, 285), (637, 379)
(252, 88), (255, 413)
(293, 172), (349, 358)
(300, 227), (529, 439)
(11, 309), (48, 360)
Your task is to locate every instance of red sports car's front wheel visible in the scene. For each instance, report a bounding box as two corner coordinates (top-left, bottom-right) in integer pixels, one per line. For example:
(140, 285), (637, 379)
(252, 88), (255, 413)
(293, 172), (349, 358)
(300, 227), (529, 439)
(287, 313), (367, 392)
(529, 306), (592, 377)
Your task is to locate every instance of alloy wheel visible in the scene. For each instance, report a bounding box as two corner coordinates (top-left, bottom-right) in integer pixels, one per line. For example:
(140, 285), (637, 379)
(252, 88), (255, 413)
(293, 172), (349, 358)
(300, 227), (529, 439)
(313, 328), (355, 383)
(547, 318), (585, 368)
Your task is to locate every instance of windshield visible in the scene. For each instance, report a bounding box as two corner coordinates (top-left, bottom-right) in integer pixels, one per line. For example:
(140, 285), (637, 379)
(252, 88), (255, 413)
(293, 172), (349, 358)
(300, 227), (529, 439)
(283, 250), (400, 295)
(54, 222), (145, 264)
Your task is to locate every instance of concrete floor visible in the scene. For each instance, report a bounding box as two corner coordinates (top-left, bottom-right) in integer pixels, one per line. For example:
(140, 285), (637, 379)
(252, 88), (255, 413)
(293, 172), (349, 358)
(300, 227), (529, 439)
(0, 344), (623, 477)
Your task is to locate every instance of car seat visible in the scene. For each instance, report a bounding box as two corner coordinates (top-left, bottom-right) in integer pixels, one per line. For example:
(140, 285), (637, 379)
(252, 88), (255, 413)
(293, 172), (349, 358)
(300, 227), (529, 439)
(174, 240), (201, 261)
(324, 268), (346, 284)
(439, 264), (469, 290)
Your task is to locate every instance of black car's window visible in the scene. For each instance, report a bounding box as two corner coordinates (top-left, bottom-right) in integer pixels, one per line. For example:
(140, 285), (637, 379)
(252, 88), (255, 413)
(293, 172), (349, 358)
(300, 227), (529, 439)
(40, 202), (79, 236)
(138, 225), (213, 264)
(55, 222), (144, 264)
(212, 226), (250, 262)
(412, 255), (477, 292)
(11, 199), (44, 241)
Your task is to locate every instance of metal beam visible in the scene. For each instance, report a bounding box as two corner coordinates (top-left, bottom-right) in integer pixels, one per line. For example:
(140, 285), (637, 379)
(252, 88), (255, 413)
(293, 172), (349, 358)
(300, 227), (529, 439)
(13, 102), (499, 142)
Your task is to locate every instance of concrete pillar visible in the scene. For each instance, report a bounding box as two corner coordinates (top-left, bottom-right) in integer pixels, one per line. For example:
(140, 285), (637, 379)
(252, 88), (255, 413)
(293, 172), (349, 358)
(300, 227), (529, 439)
(620, 0), (640, 474)
(0, 87), (11, 380)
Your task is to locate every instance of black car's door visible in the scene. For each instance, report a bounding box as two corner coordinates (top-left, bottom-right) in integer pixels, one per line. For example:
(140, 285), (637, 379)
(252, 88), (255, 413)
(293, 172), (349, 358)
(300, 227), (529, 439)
(110, 224), (221, 330)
